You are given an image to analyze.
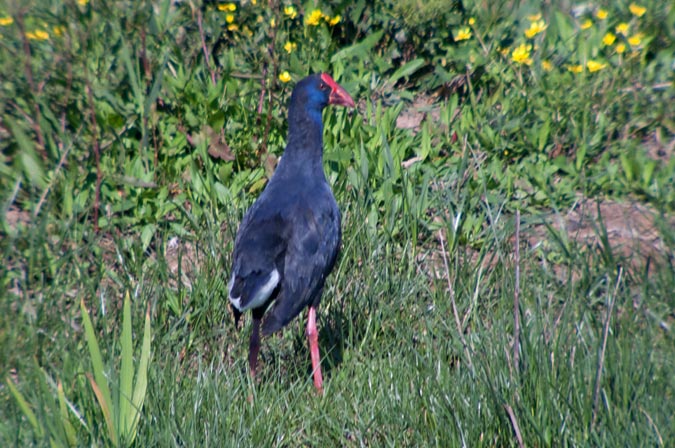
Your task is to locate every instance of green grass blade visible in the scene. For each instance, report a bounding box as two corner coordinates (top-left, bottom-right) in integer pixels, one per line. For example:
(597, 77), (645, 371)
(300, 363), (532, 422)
(119, 43), (143, 113)
(128, 304), (152, 444)
(85, 373), (117, 447)
(80, 299), (115, 444)
(5, 376), (43, 438)
(144, 53), (168, 115)
(56, 381), (78, 447)
(42, 369), (89, 431)
(120, 293), (134, 440)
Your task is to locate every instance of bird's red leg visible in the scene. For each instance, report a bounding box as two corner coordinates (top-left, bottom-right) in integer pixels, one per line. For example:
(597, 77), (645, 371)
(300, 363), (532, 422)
(306, 306), (323, 394)
(249, 317), (261, 379)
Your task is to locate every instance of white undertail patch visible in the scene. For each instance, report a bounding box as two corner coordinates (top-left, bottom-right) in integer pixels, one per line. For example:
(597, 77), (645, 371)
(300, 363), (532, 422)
(229, 269), (280, 312)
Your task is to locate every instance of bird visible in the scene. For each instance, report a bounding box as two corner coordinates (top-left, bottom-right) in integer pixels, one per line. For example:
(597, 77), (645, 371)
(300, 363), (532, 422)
(228, 73), (355, 393)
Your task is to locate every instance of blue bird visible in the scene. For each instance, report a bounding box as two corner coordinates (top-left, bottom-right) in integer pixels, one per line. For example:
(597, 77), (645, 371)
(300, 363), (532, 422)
(228, 73), (355, 393)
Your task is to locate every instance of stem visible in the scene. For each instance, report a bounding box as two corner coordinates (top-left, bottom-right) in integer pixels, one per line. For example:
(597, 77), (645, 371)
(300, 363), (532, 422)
(591, 267), (623, 430)
(438, 230), (474, 371)
(85, 77), (102, 233)
(15, 13), (46, 156)
(513, 209), (521, 371)
(196, 8), (217, 86)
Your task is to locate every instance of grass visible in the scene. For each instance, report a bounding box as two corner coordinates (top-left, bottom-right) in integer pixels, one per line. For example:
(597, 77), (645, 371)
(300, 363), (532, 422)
(1, 0), (674, 446)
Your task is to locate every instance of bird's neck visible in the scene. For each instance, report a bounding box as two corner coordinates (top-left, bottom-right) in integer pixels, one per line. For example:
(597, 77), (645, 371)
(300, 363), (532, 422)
(281, 105), (325, 172)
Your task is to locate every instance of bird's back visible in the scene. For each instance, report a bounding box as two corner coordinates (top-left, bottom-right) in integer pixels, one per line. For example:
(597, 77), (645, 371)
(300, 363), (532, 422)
(229, 174), (341, 334)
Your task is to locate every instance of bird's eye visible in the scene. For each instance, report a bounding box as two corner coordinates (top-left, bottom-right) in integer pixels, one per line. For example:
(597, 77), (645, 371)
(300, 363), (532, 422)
(319, 82), (328, 90)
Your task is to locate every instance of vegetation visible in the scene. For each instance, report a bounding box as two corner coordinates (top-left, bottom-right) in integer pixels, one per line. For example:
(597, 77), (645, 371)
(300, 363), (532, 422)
(1, 0), (673, 446)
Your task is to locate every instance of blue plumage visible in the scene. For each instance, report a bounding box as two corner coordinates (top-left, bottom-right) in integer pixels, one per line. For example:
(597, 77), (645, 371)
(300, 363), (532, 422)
(227, 73), (354, 393)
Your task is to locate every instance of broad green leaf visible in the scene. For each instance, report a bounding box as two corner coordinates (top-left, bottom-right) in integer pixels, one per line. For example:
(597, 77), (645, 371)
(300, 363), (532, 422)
(359, 141), (369, 182)
(7, 116), (46, 188)
(249, 177), (267, 194)
(119, 43), (144, 114)
(349, 0), (366, 24)
(388, 58), (426, 85)
(418, 121), (431, 160)
(620, 153), (633, 181)
(140, 224), (156, 252)
(643, 160), (656, 188)
(553, 11), (575, 43)
(214, 182), (230, 205)
(331, 30), (384, 63)
(86, 373), (117, 447)
(346, 167), (360, 190)
(575, 145), (587, 172)
(144, 52), (169, 114)
(129, 304), (152, 444)
(538, 119), (550, 152)
(80, 299), (115, 445)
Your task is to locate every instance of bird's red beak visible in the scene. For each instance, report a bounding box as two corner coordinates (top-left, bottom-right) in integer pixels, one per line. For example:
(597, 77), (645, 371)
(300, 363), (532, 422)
(321, 73), (355, 108)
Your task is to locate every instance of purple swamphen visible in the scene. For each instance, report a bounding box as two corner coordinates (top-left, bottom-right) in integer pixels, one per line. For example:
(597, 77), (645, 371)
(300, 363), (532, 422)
(228, 73), (355, 393)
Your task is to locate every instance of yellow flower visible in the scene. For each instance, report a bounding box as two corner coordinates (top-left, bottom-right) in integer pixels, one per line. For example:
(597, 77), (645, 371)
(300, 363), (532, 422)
(77, 0), (89, 5)
(527, 13), (542, 21)
(587, 60), (606, 72)
(596, 9), (608, 20)
(455, 27), (472, 41)
(567, 64), (583, 73)
(270, 18), (276, 27)
(26, 30), (49, 40)
(227, 24), (238, 31)
(616, 43), (626, 53)
(511, 43), (533, 65)
(279, 71), (291, 83)
(629, 3), (646, 17)
(305, 9), (323, 26)
(499, 47), (510, 56)
(328, 15), (341, 26)
(53, 25), (66, 36)
(602, 32), (616, 46)
(217, 3), (236, 12)
(525, 20), (547, 38)
(628, 33), (643, 47)
(542, 60), (553, 71)
(284, 5), (297, 19)
(468, 17), (475, 25)
(225, 14), (234, 24)
(284, 41), (297, 53)
(580, 19), (592, 30)
(0, 16), (13, 26)
(616, 23), (629, 35)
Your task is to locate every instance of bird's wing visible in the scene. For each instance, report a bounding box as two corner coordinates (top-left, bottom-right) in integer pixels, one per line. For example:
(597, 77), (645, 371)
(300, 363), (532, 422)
(228, 207), (288, 312)
(261, 203), (341, 336)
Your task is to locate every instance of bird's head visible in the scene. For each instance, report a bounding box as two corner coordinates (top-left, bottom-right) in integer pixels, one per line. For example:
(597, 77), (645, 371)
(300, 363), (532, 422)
(291, 73), (355, 112)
